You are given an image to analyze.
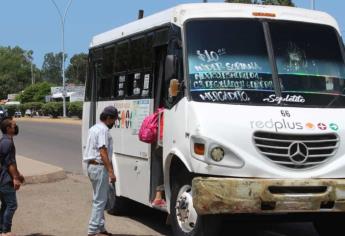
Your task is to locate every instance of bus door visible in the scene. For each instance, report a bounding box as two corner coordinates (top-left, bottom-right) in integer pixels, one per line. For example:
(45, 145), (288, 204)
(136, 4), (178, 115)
(82, 50), (102, 173)
(150, 44), (167, 203)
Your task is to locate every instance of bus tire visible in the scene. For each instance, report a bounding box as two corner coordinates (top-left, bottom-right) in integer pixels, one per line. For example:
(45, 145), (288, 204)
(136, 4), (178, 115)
(170, 178), (222, 236)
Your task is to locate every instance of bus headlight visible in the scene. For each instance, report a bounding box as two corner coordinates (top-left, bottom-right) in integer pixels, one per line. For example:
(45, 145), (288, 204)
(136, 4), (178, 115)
(210, 147), (225, 162)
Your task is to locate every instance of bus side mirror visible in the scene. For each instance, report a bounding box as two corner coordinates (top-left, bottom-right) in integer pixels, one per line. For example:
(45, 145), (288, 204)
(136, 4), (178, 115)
(165, 55), (178, 80)
(169, 79), (180, 97)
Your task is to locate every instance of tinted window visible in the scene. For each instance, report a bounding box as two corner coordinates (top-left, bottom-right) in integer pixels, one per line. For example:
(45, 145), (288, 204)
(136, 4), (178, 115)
(130, 37), (145, 70)
(270, 21), (345, 107)
(143, 33), (154, 68)
(115, 41), (129, 73)
(103, 46), (114, 76)
(85, 58), (92, 101)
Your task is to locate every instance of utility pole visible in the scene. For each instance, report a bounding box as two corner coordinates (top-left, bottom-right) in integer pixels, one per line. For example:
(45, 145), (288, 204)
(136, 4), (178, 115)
(311, 0), (315, 10)
(31, 62), (35, 84)
(50, 0), (73, 118)
(203, 0), (207, 2)
(25, 52), (35, 85)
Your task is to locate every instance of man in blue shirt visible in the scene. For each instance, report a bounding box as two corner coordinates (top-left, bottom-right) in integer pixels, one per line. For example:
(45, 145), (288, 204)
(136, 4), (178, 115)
(0, 117), (24, 236)
(83, 106), (117, 236)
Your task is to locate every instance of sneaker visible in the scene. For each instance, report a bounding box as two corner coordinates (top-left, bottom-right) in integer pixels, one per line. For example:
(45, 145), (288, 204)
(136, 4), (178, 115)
(101, 231), (113, 236)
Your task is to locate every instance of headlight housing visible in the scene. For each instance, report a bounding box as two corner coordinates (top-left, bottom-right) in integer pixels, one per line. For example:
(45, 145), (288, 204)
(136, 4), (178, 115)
(210, 147), (225, 162)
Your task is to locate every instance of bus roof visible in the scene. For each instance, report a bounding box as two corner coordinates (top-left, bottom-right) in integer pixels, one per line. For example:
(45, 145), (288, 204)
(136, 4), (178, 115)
(90, 3), (340, 48)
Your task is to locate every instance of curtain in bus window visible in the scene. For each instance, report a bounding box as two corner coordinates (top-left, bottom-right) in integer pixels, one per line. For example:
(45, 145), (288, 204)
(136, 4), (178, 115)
(270, 21), (345, 107)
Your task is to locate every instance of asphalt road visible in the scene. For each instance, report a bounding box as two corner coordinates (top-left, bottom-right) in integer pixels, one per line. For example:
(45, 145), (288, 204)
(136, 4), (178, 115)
(13, 119), (320, 236)
(15, 119), (83, 174)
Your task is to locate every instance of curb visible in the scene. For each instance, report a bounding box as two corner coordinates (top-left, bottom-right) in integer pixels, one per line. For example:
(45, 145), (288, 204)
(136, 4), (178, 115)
(17, 156), (67, 185)
(24, 169), (67, 185)
(15, 117), (81, 126)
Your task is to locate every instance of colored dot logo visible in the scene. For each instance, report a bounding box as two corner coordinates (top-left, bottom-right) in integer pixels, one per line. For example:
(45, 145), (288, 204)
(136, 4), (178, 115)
(329, 123), (339, 131)
(317, 123), (327, 130)
(306, 122), (315, 130)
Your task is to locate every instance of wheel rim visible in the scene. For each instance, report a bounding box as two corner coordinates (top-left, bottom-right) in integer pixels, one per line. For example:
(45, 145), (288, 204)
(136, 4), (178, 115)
(175, 184), (198, 233)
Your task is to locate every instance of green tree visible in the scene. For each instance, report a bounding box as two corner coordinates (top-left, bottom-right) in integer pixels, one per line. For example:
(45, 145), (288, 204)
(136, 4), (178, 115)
(0, 46), (35, 99)
(17, 82), (52, 103)
(66, 53), (88, 85)
(262, 0), (294, 6)
(225, 0), (294, 6)
(225, 0), (252, 3)
(41, 52), (67, 85)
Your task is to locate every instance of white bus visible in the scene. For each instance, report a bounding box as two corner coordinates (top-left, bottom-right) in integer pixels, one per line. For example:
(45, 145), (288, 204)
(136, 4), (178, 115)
(82, 3), (345, 235)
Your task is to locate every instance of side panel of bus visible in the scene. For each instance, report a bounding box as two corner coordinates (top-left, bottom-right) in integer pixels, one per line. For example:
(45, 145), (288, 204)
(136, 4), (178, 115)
(95, 100), (153, 205)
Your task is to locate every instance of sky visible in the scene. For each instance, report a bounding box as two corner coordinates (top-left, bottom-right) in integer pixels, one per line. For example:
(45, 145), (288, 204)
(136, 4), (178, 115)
(0, 0), (344, 68)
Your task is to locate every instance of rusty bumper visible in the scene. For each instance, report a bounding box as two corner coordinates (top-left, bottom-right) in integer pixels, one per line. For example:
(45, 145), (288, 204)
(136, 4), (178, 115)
(192, 177), (345, 215)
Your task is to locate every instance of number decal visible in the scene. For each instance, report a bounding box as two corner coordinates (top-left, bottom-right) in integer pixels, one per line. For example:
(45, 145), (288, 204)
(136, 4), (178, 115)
(281, 110), (291, 117)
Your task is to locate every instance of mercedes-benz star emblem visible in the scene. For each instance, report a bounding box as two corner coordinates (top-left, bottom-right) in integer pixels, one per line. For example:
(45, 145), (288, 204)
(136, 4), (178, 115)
(288, 141), (309, 164)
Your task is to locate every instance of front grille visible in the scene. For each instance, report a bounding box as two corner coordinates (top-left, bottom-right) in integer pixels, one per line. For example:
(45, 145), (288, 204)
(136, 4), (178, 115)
(253, 131), (339, 169)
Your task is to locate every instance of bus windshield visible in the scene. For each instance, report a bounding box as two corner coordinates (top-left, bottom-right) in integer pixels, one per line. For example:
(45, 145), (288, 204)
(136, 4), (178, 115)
(186, 19), (345, 107)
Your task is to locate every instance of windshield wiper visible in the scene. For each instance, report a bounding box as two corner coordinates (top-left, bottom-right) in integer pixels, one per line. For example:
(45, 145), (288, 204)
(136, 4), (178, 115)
(326, 89), (345, 108)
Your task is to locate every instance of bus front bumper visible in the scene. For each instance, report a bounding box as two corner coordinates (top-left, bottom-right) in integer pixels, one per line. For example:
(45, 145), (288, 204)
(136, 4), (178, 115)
(192, 177), (345, 215)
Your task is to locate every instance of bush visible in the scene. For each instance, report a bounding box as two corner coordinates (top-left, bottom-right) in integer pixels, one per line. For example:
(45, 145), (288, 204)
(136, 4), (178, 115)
(68, 102), (83, 119)
(4, 105), (19, 117)
(42, 102), (64, 118)
(18, 82), (52, 103)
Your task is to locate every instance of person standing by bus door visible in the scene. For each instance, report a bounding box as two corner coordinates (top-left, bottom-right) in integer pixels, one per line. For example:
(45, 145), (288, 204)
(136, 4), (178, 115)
(83, 106), (118, 236)
(0, 117), (25, 236)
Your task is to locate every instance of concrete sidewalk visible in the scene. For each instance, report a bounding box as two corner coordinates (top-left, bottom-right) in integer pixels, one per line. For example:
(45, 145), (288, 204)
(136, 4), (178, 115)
(17, 155), (67, 184)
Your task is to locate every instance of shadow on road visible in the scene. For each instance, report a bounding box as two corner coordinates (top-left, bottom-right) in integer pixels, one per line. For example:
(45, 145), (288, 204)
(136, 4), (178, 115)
(24, 234), (55, 236)
(109, 200), (171, 236)
(109, 201), (318, 236)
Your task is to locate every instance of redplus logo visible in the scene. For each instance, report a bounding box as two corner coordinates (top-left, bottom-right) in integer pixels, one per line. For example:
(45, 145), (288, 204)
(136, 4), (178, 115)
(317, 123), (327, 130)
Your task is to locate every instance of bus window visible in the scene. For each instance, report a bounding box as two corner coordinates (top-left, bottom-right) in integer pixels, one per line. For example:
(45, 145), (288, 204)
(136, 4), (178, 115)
(153, 28), (169, 47)
(103, 45), (115, 76)
(125, 73), (134, 97)
(130, 37), (145, 70)
(85, 56), (92, 102)
(143, 33), (154, 69)
(115, 41), (129, 73)
(98, 46), (115, 100)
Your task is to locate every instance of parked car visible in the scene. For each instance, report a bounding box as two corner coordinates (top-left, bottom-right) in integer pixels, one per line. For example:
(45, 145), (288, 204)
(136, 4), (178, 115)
(14, 111), (22, 118)
(0, 109), (7, 120)
(25, 109), (32, 117)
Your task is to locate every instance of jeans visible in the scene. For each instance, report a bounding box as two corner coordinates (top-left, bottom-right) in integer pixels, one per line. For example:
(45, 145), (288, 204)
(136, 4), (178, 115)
(0, 183), (17, 233)
(87, 164), (109, 234)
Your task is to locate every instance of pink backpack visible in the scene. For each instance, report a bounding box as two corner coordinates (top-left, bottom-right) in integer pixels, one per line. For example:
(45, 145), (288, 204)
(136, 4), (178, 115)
(139, 108), (163, 144)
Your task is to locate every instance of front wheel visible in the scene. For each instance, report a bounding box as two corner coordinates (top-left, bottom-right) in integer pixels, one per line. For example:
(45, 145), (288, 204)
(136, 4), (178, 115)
(170, 179), (222, 236)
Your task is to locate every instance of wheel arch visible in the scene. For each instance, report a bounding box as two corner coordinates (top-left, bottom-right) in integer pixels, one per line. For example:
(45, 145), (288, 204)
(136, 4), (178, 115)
(164, 150), (192, 213)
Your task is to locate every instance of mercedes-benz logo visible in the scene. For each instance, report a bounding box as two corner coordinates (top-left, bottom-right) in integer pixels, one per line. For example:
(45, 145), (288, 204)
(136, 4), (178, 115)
(288, 141), (309, 164)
